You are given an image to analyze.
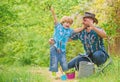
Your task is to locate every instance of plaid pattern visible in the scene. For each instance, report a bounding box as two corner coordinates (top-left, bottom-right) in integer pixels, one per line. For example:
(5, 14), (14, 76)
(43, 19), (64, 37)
(70, 27), (108, 56)
(53, 23), (73, 52)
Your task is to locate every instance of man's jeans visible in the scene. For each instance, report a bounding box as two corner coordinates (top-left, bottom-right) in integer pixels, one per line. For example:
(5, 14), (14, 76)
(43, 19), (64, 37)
(49, 46), (68, 72)
(68, 50), (108, 69)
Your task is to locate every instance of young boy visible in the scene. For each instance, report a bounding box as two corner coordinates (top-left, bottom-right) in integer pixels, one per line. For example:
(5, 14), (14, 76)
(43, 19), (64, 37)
(49, 7), (83, 79)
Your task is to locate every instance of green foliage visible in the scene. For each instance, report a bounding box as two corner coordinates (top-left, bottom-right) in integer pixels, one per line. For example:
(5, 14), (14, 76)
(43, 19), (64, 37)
(0, 0), (89, 66)
(0, 0), (119, 66)
(66, 68), (75, 73)
(0, 4), (17, 26)
(88, 0), (120, 37)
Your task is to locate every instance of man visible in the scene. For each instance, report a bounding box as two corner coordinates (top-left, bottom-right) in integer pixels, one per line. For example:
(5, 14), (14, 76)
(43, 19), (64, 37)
(49, 12), (109, 69)
(68, 12), (109, 69)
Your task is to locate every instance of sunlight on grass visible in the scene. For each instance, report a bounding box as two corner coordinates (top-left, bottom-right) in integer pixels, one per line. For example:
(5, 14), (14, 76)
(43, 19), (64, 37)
(0, 56), (119, 82)
(0, 65), (49, 82)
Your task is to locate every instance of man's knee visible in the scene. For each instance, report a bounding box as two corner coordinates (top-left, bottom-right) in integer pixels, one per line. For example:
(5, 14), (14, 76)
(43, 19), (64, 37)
(93, 51), (104, 58)
(93, 50), (107, 66)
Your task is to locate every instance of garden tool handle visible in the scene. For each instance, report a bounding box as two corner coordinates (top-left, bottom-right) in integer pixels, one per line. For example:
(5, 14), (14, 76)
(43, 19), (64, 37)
(60, 66), (63, 74)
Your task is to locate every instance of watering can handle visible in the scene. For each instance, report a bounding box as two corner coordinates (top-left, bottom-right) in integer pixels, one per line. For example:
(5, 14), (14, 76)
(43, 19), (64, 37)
(84, 55), (93, 63)
(60, 66), (63, 74)
(75, 54), (93, 71)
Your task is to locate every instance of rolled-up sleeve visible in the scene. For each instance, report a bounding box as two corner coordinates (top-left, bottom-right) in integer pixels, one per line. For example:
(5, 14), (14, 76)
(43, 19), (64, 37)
(54, 23), (60, 28)
(70, 32), (79, 40)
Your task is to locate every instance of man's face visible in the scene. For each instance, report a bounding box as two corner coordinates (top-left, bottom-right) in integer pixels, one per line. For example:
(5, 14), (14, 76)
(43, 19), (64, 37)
(82, 17), (94, 27)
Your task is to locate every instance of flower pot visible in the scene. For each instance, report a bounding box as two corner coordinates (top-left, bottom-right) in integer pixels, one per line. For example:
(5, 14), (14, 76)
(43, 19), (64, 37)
(66, 71), (75, 79)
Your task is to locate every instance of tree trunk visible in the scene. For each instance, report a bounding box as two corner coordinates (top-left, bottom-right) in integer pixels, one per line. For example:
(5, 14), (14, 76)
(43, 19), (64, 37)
(114, 29), (120, 55)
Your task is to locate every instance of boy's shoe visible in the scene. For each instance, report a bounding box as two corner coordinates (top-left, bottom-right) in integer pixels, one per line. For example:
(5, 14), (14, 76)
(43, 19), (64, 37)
(52, 72), (61, 80)
(55, 77), (60, 80)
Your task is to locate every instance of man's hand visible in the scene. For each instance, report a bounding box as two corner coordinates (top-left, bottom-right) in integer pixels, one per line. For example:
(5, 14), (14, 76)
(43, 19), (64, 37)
(86, 18), (106, 38)
(86, 18), (95, 30)
(74, 25), (86, 33)
(49, 38), (55, 45)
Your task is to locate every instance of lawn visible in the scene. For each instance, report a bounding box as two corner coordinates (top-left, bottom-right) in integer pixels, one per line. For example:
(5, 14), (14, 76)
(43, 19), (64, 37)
(0, 56), (119, 82)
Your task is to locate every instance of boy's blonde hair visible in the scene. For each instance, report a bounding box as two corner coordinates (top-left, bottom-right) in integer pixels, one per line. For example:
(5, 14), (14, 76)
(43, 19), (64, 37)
(60, 16), (73, 25)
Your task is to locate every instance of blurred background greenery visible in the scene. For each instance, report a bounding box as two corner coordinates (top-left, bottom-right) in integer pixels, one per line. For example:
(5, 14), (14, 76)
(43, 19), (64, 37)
(0, 0), (120, 67)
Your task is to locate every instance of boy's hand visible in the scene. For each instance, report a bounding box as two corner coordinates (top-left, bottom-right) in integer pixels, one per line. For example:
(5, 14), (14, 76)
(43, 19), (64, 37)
(50, 7), (54, 12)
(50, 6), (58, 24)
(49, 38), (55, 45)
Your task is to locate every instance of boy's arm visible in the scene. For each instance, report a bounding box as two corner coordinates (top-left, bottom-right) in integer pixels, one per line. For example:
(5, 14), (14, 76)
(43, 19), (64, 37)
(51, 7), (58, 25)
(68, 38), (72, 42)
(73, 26), (85, 33)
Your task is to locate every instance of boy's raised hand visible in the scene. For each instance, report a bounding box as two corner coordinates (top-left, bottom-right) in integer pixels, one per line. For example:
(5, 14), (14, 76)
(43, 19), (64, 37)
(50, 6), (54, 13)
(50, 6), (58, 24)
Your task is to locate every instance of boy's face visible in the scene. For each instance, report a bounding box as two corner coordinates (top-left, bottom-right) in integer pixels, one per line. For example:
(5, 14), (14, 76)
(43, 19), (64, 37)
(62, 22), (71, 29)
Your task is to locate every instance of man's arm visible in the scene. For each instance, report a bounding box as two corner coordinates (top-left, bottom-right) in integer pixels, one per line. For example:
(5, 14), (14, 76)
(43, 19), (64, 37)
(51, 7), (58, 25)
(86, 19), (106, 38)
(91, 25), (106, 38)
(73, 26), (85, 33)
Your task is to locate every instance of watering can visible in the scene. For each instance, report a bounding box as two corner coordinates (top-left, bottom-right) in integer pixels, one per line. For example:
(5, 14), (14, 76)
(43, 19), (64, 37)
(76, 55), (95, 78)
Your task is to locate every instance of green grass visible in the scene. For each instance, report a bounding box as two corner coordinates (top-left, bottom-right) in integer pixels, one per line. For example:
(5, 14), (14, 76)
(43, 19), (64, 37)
(0, 65), (49, 82)
(0, 56), (119, 82)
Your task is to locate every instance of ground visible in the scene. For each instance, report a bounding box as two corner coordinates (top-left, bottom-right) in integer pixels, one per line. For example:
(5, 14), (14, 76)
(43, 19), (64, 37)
(31, 67), (79, 82)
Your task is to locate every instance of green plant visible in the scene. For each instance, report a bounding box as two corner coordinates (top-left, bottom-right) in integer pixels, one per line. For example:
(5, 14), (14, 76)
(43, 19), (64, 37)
(66, 68), (75, 73)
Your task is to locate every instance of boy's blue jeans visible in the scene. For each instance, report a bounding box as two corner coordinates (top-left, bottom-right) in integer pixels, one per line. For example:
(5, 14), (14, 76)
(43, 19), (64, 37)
(49, 46), (68, 72)
(68, 50), (108, 69)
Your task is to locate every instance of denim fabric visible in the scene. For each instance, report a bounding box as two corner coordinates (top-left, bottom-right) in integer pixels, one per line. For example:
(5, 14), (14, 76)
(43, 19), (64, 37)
(92, 50), (108, 66)
(49, 46), (68, 72)
(68, 55), (89, 70)
(68, 50), (108, 69)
